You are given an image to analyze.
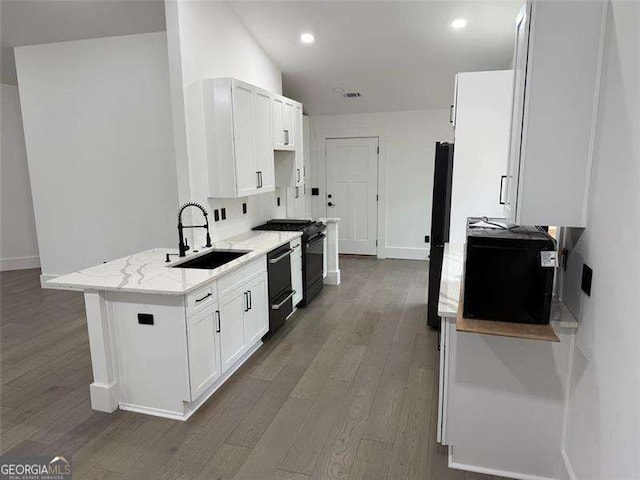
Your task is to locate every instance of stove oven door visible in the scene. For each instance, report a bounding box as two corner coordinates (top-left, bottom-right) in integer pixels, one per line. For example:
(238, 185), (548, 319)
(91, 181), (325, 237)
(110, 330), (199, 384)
(303, 232), (326, 305)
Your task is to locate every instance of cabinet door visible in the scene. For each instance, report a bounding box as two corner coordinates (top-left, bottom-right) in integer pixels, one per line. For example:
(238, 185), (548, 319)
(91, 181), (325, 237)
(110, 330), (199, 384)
(187, 307), (221, 400)
(254, 90), (275, 192)
(232, 82), (258, 196)
(218, 288), (247, 372)
(283, 100), (296, 150)
(272, 95), (285, 148)
(291, 245), (303, 306)
(504, 5), (530, 221)
(294, 104), (304, 186)
(244, 274), (269, 346)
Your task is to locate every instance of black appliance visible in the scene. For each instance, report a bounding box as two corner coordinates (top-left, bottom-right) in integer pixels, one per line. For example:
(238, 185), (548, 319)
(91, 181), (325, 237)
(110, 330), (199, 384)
(266, 242), (295, 334)
(253, 219), (327, 307)
(427, 142), (455, 328)
(463, 218), (556, 324)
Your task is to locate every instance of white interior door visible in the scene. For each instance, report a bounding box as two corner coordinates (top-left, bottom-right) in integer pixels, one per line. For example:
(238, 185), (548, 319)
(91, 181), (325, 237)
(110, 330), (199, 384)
(325, 137), (378, 255)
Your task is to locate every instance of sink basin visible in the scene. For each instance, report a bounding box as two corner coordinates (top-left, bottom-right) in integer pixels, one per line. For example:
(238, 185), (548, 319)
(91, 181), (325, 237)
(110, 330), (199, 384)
(172, 250), (250, 270)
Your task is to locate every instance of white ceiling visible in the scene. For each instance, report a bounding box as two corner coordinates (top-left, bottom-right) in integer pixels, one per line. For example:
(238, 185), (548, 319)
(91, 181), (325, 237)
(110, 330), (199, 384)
(0, 0), (165, 85)
(229, 1), (523, 115)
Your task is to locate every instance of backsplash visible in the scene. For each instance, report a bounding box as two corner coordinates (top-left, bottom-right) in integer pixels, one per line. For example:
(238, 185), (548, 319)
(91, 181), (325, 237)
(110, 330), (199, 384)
(181, 190), (287, 250)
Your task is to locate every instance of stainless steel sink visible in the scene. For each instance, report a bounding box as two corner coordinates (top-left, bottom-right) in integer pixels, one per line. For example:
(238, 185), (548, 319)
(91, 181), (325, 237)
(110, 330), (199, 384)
(172, 250), (250, 270)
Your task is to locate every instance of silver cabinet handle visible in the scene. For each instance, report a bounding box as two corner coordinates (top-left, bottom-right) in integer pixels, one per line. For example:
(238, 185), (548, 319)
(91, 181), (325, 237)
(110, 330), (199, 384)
(272, 290), (295, 310)
(284, 129), (289, 145)
(215, 310), (221, 333)
(268, 248), (294, 264)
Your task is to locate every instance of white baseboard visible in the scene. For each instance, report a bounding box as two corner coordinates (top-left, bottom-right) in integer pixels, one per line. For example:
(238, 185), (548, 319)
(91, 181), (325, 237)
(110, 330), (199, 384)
(561, 450), (576, 480)
(0, 255), (40, 271)
(448, 448), (560, 480)
(384, 246), (428, 260)
(324, 270), (340, 285)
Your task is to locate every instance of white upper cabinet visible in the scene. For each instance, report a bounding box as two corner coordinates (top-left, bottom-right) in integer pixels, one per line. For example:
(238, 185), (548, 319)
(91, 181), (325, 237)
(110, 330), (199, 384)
(272, 93), (297, 151)
(274, 97), (305, 188)
(449, 70), (514, 244)
(294, 104), (304, 186)
(504, 0), (606, 227)
(202, 78), (275, 198)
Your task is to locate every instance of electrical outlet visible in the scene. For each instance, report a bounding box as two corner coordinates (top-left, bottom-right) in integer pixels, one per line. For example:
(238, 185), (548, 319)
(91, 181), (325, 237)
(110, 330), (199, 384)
(214, 209), (220, 222)
(424, 235), (430, 243)
(221, 208), (226, 220)
(581, 264), (593, 296)
(242, 203), (247, 214)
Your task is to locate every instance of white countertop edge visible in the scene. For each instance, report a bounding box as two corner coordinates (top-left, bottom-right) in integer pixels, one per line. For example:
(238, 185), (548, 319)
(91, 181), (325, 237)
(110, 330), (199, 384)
(319, 217), (340, 223)
(47, 231), (302, 296)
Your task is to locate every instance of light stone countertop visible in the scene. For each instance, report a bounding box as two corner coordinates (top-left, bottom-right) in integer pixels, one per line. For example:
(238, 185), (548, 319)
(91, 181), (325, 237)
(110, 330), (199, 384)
(437, 242), (578, 329)
(437, 243), (465, 318)
(47, 230), (302, 296)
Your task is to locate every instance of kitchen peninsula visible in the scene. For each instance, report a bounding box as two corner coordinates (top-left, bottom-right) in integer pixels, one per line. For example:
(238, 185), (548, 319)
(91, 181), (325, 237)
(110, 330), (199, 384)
(48, 230), (301, 421)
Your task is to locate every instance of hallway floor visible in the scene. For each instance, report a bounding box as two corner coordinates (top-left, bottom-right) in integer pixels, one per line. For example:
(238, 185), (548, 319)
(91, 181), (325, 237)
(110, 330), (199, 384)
(1, 257), (509, 479)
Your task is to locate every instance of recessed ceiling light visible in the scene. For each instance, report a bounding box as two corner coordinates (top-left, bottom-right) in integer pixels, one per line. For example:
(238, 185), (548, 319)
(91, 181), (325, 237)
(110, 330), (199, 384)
(300, 33), (315, 44)
(451, 18), (467, 29)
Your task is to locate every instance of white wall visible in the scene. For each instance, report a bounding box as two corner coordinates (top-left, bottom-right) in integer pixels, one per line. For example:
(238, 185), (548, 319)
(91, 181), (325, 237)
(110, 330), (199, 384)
(309, 109), (452, 260)
(561, 1), (639, 478)
(0, 84), (39, 270)
(15, 32), (179, 278)
(164, 0), (286, 247)
(449, 70), (513, 244)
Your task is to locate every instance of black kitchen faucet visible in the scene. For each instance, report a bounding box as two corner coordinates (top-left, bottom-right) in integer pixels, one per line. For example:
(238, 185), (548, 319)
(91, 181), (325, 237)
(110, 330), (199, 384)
(177, 202), (212, 257)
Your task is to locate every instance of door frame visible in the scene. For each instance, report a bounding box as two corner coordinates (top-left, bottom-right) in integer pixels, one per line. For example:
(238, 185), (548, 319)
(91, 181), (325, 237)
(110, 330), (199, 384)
(315, 128), (389, 259)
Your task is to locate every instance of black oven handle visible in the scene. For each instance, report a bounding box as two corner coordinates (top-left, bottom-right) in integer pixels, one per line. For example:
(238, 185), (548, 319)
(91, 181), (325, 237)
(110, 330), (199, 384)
(306, 233), (326, 248)
(272, 290), (296, 310)
(268, 248), (294, 264)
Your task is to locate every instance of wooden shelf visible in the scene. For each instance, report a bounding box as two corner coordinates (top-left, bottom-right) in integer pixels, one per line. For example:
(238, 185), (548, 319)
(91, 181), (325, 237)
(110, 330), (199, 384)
(456, 289), (560, 343)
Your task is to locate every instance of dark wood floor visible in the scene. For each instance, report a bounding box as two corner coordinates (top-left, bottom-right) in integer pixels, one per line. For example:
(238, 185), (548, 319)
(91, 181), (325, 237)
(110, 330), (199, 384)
(1, 257), (507, 480)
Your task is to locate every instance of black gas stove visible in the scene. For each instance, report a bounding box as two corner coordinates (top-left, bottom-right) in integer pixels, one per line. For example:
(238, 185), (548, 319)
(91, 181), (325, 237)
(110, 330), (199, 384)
(253, 219), (325, 238)
(253, 219), (326, 307)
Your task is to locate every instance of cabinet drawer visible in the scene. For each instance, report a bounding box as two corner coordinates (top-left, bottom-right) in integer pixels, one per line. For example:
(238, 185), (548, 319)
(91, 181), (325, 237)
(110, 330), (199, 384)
(186, 283), (217, 318)
(217, 256), (266, 298)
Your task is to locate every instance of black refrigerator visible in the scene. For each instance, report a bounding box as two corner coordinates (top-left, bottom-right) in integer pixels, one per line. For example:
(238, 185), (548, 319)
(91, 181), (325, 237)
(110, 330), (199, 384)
(427, 142), (454, 328)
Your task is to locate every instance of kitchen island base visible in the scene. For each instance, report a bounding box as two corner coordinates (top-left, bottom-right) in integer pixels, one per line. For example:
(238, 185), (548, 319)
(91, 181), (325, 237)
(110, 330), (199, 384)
(84, 274), (268, 421)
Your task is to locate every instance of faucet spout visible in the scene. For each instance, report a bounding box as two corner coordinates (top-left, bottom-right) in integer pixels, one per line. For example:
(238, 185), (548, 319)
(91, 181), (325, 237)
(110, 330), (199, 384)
(177, 202), (212, 257)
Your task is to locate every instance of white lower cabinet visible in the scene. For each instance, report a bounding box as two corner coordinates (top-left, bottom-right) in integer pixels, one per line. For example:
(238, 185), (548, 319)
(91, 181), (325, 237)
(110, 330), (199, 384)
(184, 264), (268, 402)
(217, 286), (248, 373)
(243, 274), (269, 345)
(186, 307), (221, 400)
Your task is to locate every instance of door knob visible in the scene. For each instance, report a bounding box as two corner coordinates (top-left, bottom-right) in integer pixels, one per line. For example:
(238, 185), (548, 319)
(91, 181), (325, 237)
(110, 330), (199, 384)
(328, 202), (334, 207)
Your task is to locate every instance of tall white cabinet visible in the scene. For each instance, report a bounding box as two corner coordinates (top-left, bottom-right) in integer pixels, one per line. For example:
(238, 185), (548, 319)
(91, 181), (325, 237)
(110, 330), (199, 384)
(504, 0), (607, 227)
(449, 70), (514, 244)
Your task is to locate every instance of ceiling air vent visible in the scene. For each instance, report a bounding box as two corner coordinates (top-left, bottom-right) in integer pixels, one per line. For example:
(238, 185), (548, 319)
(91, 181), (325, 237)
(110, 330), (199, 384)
(342, 92), (361, 99)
